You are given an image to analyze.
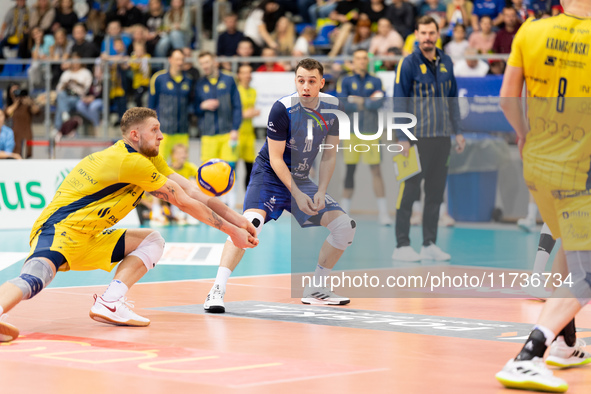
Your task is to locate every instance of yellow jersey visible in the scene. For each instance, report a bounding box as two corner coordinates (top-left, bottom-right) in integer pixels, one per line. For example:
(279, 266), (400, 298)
(238, 84), (256, 139)
(508, 14), (591, 190)
(31, 140), (173, 239)
(171, 161), (198, 180)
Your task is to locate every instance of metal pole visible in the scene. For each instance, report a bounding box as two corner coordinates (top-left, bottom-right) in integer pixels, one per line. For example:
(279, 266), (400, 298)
(102, 60), (110, 139)
(195, 0), (203, 51)
(212, 0), (220, 53)
(43, 61), (52, 158)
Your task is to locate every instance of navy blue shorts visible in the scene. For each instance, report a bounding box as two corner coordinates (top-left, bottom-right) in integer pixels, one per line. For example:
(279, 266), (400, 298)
(243, 163), (343, 227)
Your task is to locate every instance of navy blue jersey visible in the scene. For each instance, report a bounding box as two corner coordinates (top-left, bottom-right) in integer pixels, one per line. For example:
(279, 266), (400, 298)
(256, 92), (341, 180)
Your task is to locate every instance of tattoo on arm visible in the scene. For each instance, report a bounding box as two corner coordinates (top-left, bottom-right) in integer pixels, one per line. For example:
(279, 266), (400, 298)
(150, 185), (176, 203)
(208, 211), (223, 230)
(150, 191), (169, 202)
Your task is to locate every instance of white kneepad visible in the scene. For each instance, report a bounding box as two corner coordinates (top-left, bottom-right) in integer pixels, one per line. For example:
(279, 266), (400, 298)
(129, 231), (165, 271)
(327, 214), (356, 250)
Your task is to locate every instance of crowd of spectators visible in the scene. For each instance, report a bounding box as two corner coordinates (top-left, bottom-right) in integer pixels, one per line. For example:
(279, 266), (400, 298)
(0, 0), (563, 158)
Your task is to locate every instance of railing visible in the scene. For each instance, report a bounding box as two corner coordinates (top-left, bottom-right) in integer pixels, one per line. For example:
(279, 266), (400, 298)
(0, 53), (511, 144)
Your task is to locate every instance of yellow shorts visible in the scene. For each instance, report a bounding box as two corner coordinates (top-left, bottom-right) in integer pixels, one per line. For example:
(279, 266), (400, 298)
(28, 227), (127, 272)
(201, 134), (238, 163)
(342, 133), (382, 165)
(528, 182), (591, 251)
(161, 133), (189, 163)
(238, 132), (256, 163)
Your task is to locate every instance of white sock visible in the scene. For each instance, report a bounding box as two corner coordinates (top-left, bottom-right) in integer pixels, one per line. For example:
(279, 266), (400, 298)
(527, 202), (538, 221)
(377, 197), (388, 216)
(102, 279), (129, 302)
(313, 264), (332, 288)
(440, 202), (447, 216)
(533, 324), (556, 346)
(213, 266), (232, 292)
(412, 200), (422, 213)
(341, 198), (351, 213)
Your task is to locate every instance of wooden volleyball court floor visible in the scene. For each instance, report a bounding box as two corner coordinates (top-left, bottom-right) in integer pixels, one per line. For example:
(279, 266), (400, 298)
(1, 217), (590, 393)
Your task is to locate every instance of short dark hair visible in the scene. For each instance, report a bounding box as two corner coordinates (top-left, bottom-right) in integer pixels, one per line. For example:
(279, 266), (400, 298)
(198, 50), (215, 59)
(73, 23), (87, 31)
(295, 58), (324, 76)
(121, 107), (157, 134)
(167, 47), (184, 58)
(416, 15), (439, 32)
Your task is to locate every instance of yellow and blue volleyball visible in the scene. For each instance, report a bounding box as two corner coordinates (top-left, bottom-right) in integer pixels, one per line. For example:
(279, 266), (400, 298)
(197, 159), (235, 197)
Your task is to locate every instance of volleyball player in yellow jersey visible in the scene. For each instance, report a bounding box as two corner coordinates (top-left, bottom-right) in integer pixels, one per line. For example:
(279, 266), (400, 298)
(236, 64), (261, 190)
(0, 108), (258, 343)
(496, 3), (591, 391)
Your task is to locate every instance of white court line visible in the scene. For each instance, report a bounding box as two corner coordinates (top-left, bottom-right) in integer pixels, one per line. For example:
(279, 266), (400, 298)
(229, 367), (390, 388)
(48, 272), (291, 290)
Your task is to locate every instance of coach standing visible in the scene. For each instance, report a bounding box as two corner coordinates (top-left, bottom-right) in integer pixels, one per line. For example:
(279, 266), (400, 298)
(391, 16), (465, 262)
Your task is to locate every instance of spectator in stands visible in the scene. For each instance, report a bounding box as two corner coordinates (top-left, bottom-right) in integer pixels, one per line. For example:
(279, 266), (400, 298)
(512, 0), (528, 22)
(54, 51), (92, 131)
(362, 0), (390, 29)
(101, 20), (132, 55)
(0, 0), (29, 62)
(149, 48), (194, 161)
(181, 47), (200, 82)
(233, 38), (261, 70)
(86, 9), (106, 49)
(386, 0), (415, 39)
(217, 13), (244, 58)
(328, 0), (363, 56)
(30, 0), (55, 34)
(52, 0), (78, 35)
(168, 143), (200, 225)
(155, 0), (191, 58)
(75, 63), (103, 133)
(5, 83), (39, 159)
(143, 0), (165, 57)
(106, 0), (144, 33)
(492, 7), (520, 54)
(71, 23), (100, 62)
(444, 24), (469, 62)
(104, 38), (129, 125)
(293, 26), (317, 56)
(487, 58), (504, 74)
(453, 47), (489, 76)
(369, 18), (403, 56)
(447, 0), (473, 30)
(129, 41), (151, 107)
(28, 26), (51, 89)
(343, 14), (373, 56)
(50, 28), (73, 86)
(0, 110), (21, 160)
(471, 0), (504, 31)
(127, 24), (149, 56)
(244, 0), (286, 51)
(419, 0), (448, 31)
(273, 17), (295, 57)
(256, 47), (285, 72)
(468, 15), (495, 53)
(308, 0), (339, 26)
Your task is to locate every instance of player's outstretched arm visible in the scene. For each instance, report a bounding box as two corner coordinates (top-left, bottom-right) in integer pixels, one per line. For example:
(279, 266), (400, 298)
(167, 173), (258, 238)
(151, 178), (258, 249)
